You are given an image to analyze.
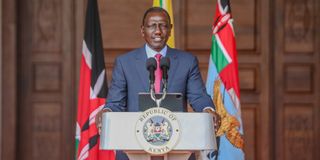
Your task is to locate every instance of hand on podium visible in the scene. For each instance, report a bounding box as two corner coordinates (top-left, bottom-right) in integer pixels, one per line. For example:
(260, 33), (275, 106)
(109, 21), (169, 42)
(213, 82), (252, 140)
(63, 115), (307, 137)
(204, 108), (221, 133)
(95, 108), (111, 135)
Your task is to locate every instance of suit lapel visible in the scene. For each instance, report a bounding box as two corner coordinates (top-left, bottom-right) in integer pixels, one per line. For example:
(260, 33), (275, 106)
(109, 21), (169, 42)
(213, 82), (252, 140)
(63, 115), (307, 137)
(166, 48), (179, 90)
(134, 47), (149, 91)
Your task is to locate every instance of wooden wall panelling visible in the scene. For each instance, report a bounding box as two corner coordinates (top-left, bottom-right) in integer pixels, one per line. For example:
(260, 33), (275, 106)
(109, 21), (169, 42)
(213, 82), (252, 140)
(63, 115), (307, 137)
(239, 64), (260, 93)
(284, 0), (314, 53)
(232, 0), (257, 51)
(315, 0), (320, 159)
(0, 0), (2, 156)
(253, 0), (270, 157)
(274, 0), (319, 159)
(254, 0), (271, 158)
(17, 0), (34, 158)
(32, 102), (62, 160)
(186, 0), (215, 50)
(1, 0), (17, 160)
(241, 104), (258, 160)
(62, 0), (75, 159)
(75, 0), (85, 96)
(284, 64), (313, 93)
(283, 104), (314, 160)
(172, 0), (186, 49)
(17, 0), (75, 159)
(273, 0), (284, 157)
(100, 0), (151, 49)
(33, 0), (61, 53)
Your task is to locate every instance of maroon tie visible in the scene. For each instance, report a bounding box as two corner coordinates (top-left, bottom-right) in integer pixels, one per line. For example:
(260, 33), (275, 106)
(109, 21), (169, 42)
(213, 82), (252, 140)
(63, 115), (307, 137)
(154, 54), (162, 93)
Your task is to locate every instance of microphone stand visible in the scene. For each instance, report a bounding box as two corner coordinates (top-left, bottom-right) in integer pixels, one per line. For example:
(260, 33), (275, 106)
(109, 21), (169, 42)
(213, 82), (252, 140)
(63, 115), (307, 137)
(150, 80), (167, 108)
(149, 57), (170, 108)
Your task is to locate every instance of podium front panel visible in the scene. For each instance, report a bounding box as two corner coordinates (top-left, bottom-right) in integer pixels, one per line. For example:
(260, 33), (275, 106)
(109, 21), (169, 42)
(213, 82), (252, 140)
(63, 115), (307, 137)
(100, 112), (216, 151)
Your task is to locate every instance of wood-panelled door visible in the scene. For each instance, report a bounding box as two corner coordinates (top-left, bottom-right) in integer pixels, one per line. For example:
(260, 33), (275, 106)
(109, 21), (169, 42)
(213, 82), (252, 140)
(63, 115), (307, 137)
(17, 0), (76, 159)
(274, 0), (320, 159)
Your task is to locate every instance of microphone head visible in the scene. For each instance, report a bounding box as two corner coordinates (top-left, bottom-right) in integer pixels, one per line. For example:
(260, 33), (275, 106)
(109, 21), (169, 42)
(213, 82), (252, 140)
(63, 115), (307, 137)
(146, 58), (157, 71)
(160, 57), (170, 70)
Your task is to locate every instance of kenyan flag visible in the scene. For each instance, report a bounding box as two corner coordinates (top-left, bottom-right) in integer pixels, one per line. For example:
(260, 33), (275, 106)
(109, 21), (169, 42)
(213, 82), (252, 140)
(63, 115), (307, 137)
(75, 0), (115, 159)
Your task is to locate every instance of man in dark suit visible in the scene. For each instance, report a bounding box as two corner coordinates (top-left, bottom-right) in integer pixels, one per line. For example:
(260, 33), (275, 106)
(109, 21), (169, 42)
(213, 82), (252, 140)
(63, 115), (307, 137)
(96, 7), (220, 160)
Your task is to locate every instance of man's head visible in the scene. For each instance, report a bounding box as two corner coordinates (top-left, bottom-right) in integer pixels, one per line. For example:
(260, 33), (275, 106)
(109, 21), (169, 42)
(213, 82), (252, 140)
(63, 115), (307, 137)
(141, 7), (172, 52)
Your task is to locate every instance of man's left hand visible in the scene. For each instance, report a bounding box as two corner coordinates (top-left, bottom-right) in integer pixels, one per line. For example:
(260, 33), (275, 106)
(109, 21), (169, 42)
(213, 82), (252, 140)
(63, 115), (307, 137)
(204, 108), (221, 133)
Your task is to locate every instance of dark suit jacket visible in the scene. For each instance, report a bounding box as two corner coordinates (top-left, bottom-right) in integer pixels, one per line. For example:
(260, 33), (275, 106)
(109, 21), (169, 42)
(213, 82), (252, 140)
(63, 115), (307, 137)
(105, 46), (214, 112)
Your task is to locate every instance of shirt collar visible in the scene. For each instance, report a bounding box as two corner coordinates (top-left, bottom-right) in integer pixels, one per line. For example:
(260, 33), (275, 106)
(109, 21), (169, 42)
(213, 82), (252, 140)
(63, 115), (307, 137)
(145, 44), (167, 58)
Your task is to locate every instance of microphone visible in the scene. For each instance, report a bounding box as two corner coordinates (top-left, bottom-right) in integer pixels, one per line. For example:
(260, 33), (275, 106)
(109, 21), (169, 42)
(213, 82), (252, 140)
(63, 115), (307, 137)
(146, 57), (157, 84)
(160, 57), (170, 81)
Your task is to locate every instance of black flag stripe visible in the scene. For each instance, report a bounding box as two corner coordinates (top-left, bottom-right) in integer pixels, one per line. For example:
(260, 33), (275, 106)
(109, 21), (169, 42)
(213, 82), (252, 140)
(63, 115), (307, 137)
(89, 134), (99, 149)
(84, 0), (108, 98)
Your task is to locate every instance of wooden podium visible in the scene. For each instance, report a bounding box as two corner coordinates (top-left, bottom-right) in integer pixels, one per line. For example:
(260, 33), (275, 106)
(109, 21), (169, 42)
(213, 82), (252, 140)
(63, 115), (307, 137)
(100, 112), (217, 160)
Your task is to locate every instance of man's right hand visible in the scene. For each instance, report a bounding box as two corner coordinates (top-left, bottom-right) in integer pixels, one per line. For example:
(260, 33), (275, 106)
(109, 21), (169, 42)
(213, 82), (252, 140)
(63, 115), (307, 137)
(95, 109), (110, 135)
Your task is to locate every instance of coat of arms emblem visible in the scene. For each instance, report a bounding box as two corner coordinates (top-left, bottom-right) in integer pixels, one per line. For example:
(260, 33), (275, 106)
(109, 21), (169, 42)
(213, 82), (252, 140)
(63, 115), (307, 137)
(135, 107), (180, 155)
(143, 116), (172, 145)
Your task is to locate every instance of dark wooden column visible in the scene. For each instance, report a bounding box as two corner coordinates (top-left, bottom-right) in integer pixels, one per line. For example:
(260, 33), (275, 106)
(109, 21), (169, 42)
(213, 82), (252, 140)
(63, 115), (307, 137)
(17, 0), (76, 159)
(1, 0), (17, 160)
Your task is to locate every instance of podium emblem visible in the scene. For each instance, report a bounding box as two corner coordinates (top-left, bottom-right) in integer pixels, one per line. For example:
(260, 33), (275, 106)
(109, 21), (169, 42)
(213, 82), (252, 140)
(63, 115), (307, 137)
(135, 107), (180, 155)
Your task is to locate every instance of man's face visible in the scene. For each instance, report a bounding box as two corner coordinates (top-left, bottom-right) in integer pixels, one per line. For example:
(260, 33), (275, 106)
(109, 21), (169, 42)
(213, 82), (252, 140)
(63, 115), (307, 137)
(141, 11), (172, 52)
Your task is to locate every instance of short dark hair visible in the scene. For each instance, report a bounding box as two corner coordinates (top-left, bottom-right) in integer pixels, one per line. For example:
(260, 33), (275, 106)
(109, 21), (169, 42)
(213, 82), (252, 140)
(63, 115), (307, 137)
(142, 7), (171, 25)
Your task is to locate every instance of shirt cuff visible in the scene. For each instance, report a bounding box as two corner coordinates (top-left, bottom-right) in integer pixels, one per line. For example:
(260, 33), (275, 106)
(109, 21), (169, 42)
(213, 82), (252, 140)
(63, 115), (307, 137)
(203, 106), (215, 112)
(102, 107), (112, 112)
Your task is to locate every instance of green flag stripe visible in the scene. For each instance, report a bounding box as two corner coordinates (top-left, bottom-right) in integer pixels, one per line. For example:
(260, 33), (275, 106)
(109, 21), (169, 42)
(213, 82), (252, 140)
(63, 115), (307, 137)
(160, 0), (163, 7)
(211, 36), (229, 72)
(75, 139), (79, 160)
